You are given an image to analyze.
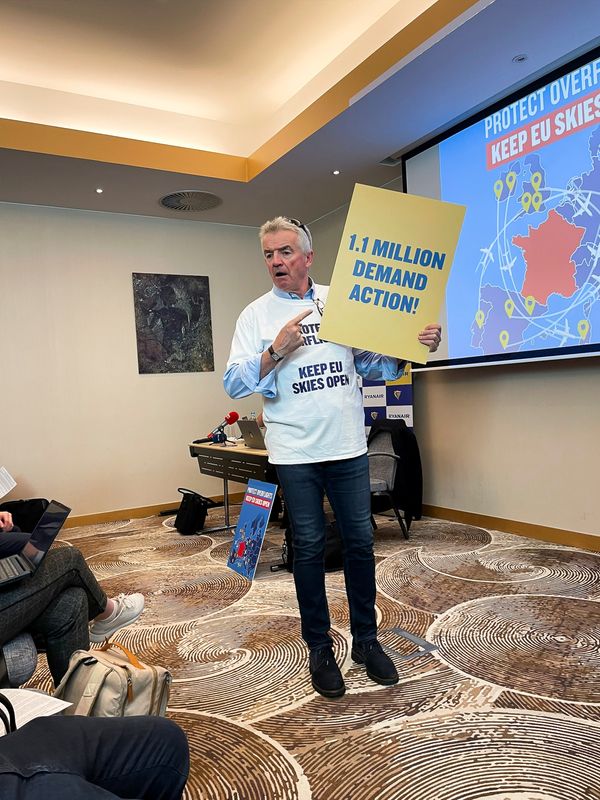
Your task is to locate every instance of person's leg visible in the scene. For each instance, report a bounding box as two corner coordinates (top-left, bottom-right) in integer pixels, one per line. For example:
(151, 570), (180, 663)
(0, 547), (107, 649)
(89, 716), (190, 800)
(0, 715), (190, 800)
(323, 453), (377, 644)
(28, 586), (89, 684)
(324, 453), (399, 686)
(0, 773), (121, 799)
(274, 462), (330, 649)
(275, 462), (345, 698)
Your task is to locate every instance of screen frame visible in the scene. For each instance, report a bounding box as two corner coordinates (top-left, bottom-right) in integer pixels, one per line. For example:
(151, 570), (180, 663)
(403, 44), (600, 372)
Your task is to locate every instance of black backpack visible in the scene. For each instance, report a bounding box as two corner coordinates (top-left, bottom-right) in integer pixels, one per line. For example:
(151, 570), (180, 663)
(367, 418), (423, 530)
(281, 520), (344, 573)
(174, 488), (217, 535)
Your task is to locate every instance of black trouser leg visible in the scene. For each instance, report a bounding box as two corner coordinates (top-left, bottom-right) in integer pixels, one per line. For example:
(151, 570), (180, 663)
(0, 715), (190, 800)
(29, 586), (89, 684)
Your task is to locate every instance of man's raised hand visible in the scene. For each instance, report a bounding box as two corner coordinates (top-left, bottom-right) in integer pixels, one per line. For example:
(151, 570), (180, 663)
(418, 323), (442, 352)
(271, 309), (313, 356)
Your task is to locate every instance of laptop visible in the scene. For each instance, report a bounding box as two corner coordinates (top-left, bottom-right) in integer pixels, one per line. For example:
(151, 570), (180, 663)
(0, 500), (71, 587)
(237, 418), (267, 450)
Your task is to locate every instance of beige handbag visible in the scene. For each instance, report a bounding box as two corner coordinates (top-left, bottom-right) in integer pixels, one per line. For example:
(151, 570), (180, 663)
(54, 641), (171, 717)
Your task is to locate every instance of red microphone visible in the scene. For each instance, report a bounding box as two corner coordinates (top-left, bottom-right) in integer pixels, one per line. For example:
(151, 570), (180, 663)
(193, 412), (240, 444)
(208, 411), (240, 436)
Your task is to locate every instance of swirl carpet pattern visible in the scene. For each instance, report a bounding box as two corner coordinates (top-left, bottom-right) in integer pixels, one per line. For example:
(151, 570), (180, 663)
(29, 511), (600, 799)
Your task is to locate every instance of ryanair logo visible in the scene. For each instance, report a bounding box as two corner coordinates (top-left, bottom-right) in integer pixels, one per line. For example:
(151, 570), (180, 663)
(393, 390), (402, 400)
(370, 411), (379, 420)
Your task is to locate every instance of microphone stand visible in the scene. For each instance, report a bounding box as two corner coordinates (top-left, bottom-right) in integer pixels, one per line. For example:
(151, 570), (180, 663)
(190, 426), (237, 532)
(209, 428), (235, 530)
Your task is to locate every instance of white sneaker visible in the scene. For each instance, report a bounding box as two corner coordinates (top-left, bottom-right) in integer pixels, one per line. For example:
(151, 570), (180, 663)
(89, 593), (145, 643)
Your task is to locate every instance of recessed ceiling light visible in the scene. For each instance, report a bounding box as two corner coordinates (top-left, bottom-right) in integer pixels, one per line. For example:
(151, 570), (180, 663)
(512, 54), (528, 63)
(95, 187), (104, 194)
(332, 169), (340, 176)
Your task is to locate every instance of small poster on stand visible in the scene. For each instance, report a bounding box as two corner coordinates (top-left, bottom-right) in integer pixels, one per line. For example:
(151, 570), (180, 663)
(227, 479), (278, 581)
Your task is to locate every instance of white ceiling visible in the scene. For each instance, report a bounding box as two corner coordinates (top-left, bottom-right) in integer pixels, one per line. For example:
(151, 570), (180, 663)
(1, 0), (599, 227)
(0, 0), (433, 153)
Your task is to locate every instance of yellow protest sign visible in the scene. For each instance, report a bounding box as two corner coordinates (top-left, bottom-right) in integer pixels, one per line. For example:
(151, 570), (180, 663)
(319, 184), (465, 364)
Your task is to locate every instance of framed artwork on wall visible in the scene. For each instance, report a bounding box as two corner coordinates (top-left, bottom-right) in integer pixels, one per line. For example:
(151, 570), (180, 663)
(132, 272), (214, 374)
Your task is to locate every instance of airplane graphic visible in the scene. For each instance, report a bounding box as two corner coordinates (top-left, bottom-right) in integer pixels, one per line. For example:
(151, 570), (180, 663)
(480, 246), (494, 263)
(588, 273), (600, 300)
(586, 242), (600, 260)
(500, 256), (516, 272)
(551, 320), (571, 346)
(573, 192), (592, 217)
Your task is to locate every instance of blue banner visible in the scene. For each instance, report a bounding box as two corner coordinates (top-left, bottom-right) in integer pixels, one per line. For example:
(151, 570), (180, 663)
(227, 479), (278, 581)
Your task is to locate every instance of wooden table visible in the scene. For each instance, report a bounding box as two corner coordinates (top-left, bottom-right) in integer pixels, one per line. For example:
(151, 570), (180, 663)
(189, 441), (269, 532)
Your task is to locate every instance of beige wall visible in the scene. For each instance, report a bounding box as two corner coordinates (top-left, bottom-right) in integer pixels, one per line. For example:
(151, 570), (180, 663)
(2, 200), (598, 536)
(0, 203), (267, 515)
(310, 207), (600, 537)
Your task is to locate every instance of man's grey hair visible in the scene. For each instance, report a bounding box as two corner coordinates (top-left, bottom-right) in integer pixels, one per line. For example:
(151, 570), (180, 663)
(259, 216), (313, 254)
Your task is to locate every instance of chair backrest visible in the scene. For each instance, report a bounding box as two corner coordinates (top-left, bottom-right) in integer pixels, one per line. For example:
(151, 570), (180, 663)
(367, 430), (397, 492)
(0, 633), (38, 688)
(366, 418), (423, 523)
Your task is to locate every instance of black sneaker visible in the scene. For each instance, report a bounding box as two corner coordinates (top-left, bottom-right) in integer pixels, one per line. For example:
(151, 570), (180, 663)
(309, 646), (346, 698)
(351, 639), (399, 685)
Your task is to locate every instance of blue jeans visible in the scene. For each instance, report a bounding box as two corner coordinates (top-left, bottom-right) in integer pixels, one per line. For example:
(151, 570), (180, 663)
(275, 453), (377, 650)
(0, 715), (189, 799)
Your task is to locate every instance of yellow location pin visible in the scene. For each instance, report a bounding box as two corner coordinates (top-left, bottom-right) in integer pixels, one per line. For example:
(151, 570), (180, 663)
(475, 310), (485, 328)
(504, 299), (515, 318)
(521, 192), (532, 212)
(524, 295), (536, 315)
(494, 180), (503, 200)
(578, 320), (590, 340)
(531, 191), (543, 212)
(506, 171), (517, 193)
(531, 171), (542, 190)
(499, 330), (510, 349)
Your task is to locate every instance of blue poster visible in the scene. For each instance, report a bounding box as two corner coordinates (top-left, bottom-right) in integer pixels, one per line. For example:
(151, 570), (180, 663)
(436, 55), (600, 362)
(361, 363), (413, 430)
(227, 479), (278, 581)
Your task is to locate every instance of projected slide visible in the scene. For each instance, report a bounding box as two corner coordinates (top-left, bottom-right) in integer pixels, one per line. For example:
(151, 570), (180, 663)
(415, 52), (600, 366)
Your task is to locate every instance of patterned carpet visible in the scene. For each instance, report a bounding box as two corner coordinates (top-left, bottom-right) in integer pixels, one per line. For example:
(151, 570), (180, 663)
(30, 510), (600, 800)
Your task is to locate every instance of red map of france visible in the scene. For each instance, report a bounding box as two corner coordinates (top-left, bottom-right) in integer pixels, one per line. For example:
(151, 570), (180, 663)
(512, 210), (586, 305)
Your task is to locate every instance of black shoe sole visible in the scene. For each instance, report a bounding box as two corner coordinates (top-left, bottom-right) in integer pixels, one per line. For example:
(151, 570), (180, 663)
(311, 677), (346, 698)
(365, 671), (399, 686)
(351, 649), (399, 686)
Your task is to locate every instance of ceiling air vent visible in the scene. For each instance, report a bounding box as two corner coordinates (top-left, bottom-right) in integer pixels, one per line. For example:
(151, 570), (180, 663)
(159, 191), (222, 212)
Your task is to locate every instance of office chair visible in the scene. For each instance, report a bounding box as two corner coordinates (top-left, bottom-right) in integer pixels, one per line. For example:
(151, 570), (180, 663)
(367, 429), (409, 539)
(0, 632), (38, 688)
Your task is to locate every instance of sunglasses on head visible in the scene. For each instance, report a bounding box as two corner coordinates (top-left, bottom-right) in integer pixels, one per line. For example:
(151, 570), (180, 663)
(284, 217), (312, 248)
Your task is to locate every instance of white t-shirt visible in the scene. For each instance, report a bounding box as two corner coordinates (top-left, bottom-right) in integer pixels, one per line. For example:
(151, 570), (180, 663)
(227, 285), (367, 464)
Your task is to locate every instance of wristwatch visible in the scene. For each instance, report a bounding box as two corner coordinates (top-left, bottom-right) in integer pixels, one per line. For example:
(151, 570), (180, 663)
(268, 345), (284, 362)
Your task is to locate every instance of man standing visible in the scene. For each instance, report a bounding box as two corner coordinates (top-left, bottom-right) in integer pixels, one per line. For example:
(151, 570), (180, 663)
(224, 217), (441, 698)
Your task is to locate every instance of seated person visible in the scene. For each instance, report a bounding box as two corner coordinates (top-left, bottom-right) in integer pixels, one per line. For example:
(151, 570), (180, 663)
(0, 510), (144, 685)
(0, 713), (189, 799)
